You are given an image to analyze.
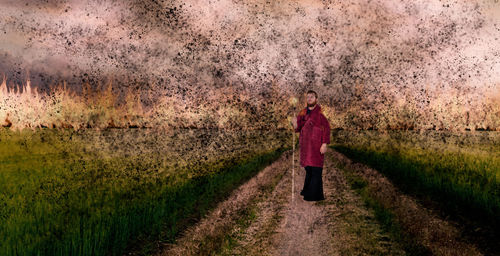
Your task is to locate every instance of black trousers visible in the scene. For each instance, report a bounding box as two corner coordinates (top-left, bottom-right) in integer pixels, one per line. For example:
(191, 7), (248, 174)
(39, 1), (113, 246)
(300, 166), (325, 201)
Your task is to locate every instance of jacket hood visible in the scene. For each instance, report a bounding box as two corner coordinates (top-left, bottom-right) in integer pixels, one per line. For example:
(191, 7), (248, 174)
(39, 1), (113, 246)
(311, 104), (321, 113)
(307, 104), (321, 114)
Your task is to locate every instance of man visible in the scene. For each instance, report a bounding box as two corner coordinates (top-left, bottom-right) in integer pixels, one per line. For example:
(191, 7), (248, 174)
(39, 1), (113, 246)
(291, 90), (331, 201)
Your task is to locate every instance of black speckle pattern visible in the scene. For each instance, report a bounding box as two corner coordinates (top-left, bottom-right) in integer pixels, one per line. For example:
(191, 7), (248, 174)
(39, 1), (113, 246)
(0, 0), (499, 130)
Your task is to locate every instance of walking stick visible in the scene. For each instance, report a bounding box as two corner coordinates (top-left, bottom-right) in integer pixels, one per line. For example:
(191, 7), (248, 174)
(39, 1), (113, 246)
(289, 97), (298, 204)
(292, 112), (295, 204)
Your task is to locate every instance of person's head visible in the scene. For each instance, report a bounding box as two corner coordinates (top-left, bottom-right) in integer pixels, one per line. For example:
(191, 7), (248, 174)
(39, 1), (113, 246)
(306, 90), (318, 108)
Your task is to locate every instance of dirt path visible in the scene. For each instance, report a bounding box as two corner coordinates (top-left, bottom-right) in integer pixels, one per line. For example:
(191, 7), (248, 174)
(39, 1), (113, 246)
(227, 147), (406, 256)
(157, 147), (483, 256)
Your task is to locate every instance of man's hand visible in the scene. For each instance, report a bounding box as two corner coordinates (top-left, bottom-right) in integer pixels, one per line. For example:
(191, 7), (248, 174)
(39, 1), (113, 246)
(320, 143), (327, 154)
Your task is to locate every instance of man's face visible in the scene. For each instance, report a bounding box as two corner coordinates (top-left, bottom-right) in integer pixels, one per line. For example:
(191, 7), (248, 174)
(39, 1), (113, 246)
(306, 93), (317, 107)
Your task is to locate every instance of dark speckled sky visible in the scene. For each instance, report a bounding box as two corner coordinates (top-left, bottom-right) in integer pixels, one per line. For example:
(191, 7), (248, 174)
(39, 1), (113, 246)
(0, 0), (499, 107)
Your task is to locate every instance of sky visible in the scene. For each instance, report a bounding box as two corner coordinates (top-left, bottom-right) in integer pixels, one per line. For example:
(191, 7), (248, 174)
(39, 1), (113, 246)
(0, 0), (499, 108)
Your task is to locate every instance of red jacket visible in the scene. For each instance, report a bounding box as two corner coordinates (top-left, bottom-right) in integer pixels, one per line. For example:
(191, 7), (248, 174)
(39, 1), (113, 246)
(295, 104), (331, 167)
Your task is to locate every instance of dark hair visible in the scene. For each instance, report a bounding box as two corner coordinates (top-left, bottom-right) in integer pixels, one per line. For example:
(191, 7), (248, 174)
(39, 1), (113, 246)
(306, 90), (318, 99)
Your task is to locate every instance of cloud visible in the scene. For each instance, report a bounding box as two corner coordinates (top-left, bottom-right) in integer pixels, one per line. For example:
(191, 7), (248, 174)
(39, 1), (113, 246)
(0, 0), (498, 107)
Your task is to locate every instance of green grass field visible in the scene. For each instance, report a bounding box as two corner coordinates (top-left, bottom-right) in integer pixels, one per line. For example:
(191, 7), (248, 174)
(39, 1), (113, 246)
(0, 128), (290, 256)
(331, 130), (500, 238)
